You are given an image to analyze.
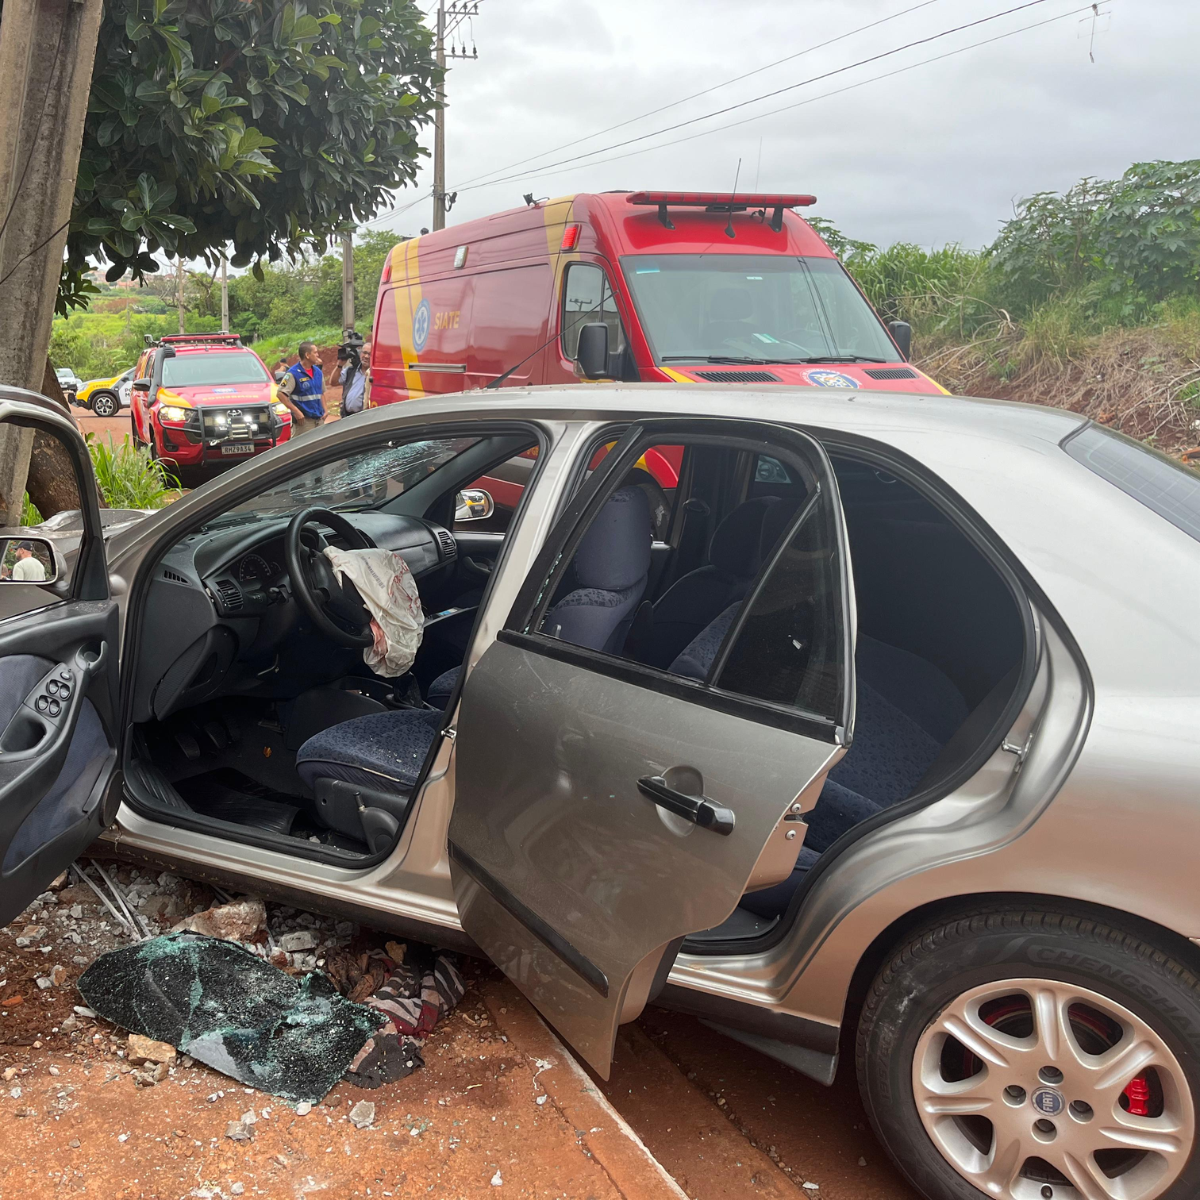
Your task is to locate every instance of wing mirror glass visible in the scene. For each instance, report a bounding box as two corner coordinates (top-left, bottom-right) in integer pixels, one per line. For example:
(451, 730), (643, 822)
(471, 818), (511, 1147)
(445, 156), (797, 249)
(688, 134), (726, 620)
(454, 488), (494, 523)
(0, 537), (57, 584)
(132, 379), (151, 393)
(575, 322), (611, 380)
(887, 319), (912, 361)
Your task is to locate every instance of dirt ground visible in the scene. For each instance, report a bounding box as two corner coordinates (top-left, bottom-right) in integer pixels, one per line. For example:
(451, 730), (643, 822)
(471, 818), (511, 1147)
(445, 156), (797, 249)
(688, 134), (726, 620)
(0, 864), (918, 1200)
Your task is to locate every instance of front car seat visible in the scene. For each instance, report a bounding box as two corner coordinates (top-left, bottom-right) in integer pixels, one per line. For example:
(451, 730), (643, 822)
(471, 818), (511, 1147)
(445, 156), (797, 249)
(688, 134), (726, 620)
(297, 487), (653, 849)
(539, 484), (652, 654)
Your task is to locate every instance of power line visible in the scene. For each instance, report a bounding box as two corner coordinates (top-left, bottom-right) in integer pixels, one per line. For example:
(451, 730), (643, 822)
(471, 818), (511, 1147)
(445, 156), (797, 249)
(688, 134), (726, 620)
(460, 3), (1103, 192)
(364, 0), (1097, 237)
(369, 0), (947, 233)
(452, 0), (1059, 196)
(450, 0), (948, 191)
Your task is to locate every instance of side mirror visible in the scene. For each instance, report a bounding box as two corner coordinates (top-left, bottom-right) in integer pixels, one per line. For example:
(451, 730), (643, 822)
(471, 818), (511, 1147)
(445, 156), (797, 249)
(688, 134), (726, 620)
(132, 379), (151, 393)
(887, 320), (912, 361)
(454, 488), (495, 523)
(575, 322), (611, 380)
(0, 537), (58, 584)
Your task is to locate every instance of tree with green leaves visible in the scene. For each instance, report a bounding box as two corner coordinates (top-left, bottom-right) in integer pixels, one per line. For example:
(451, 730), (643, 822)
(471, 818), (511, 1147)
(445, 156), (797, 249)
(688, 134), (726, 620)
(990, 160), (1200, 310)
(63, 0), (438, 310)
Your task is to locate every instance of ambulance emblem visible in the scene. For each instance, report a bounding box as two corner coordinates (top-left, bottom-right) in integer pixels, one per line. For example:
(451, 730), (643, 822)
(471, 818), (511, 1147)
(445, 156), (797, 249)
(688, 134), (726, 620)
(804, 369), (860, 389)
(412, 298), (432, 353)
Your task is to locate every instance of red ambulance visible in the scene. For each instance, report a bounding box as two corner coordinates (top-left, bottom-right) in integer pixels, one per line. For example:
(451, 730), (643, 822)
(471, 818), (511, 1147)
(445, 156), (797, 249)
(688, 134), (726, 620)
(370, 190), (944, 408)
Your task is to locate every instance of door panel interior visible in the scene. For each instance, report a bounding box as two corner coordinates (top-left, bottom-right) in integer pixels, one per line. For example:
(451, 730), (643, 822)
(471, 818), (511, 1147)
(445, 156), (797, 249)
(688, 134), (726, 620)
(0, 602), (120, 926)
(0, 396), (118, 927)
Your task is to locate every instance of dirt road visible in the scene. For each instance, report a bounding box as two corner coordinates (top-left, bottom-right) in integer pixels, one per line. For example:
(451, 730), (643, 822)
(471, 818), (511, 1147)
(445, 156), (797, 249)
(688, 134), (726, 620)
(0, 865), (919, 1200)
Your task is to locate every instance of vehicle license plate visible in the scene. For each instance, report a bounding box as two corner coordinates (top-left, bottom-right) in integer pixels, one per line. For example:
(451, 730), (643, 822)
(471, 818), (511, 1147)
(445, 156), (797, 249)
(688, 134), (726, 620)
(221, 444), (255, 456)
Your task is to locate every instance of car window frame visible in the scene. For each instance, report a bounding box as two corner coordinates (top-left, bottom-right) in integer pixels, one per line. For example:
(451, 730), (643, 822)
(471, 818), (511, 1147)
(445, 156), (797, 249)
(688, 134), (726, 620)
(501, 419), (854, 743)
(0, 406), (108, 610)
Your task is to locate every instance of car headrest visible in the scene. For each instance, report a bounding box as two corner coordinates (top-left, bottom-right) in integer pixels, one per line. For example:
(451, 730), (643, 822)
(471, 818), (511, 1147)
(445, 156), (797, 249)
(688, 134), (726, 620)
(707, 287), (754, 322)
(708, 497), (779, 577)
(572, 485), (652, 591)
(758, 498), (803, 562)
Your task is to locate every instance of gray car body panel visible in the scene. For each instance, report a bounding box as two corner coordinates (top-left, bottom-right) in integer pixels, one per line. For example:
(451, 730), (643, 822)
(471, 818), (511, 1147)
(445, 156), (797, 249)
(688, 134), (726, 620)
(76, 383), (1200, 1065)
(449, 636), (841, 1074)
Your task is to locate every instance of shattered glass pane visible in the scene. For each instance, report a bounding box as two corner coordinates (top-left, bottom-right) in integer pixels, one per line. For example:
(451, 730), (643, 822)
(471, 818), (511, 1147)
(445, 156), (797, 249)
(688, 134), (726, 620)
(216, 437), (481, 522)
(78, 932), (384, 1103)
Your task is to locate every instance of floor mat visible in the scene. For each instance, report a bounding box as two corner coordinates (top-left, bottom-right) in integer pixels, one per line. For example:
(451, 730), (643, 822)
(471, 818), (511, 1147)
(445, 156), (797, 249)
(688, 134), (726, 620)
(174, 769), (302, 835)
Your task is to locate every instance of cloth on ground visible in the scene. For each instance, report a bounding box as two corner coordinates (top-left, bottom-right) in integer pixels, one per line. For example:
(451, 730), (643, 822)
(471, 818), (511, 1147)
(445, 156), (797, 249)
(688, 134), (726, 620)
(77, 932), (383, 1103)
(323, 546), (423, 677)
(343, 948), (465, 1089)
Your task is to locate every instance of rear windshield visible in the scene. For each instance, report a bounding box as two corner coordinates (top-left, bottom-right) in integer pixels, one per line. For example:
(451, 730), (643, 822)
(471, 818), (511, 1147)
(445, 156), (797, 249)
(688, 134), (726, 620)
(1063, 424), (1200, 544)
(162, 351), (270, 387)
(620, 254), (900, 365)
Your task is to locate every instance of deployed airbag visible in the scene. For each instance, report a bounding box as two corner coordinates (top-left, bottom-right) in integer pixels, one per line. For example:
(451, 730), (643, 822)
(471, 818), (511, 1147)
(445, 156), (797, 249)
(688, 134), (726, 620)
(323, 546), (423, 677)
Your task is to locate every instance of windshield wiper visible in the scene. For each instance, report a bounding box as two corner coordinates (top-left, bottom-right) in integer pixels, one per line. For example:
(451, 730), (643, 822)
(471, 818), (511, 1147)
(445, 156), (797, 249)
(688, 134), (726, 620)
(792, 355), (888, 364)
(661, 355), (781, 365)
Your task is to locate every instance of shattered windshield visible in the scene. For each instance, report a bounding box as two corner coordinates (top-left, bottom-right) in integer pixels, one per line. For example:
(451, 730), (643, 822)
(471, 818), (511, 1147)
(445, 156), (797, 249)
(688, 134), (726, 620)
(220, 437), (481, 520)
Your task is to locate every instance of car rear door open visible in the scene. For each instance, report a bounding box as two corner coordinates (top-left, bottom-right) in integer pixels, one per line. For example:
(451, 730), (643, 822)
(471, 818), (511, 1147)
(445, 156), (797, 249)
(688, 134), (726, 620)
(448, 417), (856, 1075)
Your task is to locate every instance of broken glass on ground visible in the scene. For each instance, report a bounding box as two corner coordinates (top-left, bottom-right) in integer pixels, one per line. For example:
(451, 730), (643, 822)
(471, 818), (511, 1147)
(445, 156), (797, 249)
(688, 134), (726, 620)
(77, 932), (384, 1103)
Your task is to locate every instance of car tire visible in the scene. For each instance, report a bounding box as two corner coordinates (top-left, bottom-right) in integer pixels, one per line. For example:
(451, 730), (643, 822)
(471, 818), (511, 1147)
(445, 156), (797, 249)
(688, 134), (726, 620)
(857, 907), (1200, 1200)
(91, 392), (118, 418)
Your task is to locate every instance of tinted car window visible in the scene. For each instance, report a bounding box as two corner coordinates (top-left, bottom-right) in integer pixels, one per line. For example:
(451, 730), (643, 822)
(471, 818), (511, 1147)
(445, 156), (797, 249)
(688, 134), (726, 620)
(1063, 424), (1200, 544)
(162, 352), (270, 387)
(715, 488), (845, 722)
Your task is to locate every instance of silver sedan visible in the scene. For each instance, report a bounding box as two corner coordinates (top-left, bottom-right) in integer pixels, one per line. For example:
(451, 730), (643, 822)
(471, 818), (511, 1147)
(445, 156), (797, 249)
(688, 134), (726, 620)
(3, 380), (1199, 1200)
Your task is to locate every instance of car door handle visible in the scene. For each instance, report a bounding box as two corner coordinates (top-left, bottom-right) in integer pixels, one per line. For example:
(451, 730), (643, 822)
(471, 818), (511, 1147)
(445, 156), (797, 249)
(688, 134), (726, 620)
(637, 775), (736, 835)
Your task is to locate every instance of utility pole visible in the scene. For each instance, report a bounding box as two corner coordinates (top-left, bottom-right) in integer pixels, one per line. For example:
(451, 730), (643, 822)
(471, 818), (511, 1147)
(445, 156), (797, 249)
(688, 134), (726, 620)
(220, 255), (229, 332)
(341, 230), (355, 330)
(0, 0), (104, 522)
(431, 1), (480, 233)
(432, 0), (446, 232)
(176, 257), (185, 334)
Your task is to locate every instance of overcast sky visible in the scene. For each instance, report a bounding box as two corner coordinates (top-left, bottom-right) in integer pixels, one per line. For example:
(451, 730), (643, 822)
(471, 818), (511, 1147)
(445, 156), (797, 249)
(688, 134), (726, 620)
(367, 0), (1199, 250)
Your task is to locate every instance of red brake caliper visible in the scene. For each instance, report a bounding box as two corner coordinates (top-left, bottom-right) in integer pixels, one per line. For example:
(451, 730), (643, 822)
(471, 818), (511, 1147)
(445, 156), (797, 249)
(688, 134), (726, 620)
(1123, 1075), (1152, 1117)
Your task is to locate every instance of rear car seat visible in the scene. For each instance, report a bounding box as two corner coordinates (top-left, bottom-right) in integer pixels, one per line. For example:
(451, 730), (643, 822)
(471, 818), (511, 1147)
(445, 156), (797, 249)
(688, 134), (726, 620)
(666, 604), (968, 920)
(628, 496), (780, 670)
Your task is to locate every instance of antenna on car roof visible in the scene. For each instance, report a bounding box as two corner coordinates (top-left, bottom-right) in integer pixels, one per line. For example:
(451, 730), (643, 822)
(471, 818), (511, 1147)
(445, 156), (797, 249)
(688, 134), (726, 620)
(725, 158), (742, 240)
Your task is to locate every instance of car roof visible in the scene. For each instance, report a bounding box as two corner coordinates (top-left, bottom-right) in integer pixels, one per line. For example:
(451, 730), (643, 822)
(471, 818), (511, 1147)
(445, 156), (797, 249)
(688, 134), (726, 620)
(388, 382), (1086, 454)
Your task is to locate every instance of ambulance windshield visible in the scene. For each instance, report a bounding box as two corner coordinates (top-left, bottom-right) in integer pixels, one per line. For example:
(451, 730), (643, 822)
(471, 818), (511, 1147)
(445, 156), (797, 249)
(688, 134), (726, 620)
(621, 255), (901, 365)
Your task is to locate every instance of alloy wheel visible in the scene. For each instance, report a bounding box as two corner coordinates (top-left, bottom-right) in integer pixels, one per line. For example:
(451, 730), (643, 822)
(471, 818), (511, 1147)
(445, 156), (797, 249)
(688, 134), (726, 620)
(92, 393), (117, 418)
(912, 977), (1194, 1200)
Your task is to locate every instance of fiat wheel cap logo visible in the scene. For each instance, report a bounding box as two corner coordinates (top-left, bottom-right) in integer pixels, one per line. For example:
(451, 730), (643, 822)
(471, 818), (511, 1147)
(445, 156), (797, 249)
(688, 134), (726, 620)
(1032, 1088), (1065, 1116)
(412, 298), (432, 353)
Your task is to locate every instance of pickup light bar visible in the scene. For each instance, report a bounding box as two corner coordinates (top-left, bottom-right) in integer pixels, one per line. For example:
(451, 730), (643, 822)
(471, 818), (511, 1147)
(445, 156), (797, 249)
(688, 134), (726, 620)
(627, 191), (816, 233)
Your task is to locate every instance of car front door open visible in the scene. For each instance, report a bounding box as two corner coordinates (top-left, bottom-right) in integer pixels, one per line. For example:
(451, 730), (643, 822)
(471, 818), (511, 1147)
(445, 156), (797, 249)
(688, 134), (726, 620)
(0, 395), (121, 927)
(448, 418), (857, 1075)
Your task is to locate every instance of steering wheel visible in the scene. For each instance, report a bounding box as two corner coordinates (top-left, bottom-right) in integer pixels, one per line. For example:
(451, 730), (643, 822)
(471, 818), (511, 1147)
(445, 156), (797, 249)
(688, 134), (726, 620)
(285, 507), (378, 647)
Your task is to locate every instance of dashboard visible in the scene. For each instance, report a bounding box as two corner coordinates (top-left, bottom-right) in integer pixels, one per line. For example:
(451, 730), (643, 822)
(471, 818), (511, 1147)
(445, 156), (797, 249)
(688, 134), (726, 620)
(132, 510), (458, 724)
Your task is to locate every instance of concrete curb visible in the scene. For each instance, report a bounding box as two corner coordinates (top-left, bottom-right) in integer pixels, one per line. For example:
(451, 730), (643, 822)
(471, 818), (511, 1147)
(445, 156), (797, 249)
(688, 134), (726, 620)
(483, 980), (690, 1200)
